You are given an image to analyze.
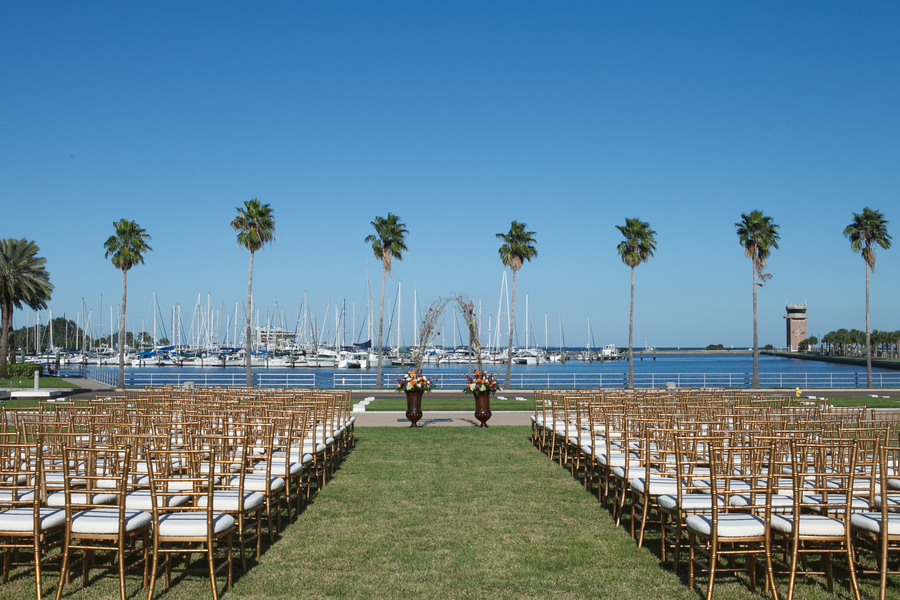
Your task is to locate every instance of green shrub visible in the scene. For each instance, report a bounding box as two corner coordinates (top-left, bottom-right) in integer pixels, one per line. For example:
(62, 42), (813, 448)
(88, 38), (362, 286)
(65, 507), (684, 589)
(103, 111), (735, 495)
(763, 344), (774, 351)
(5, 363), (42, 377)
(705, 344), (725, 350)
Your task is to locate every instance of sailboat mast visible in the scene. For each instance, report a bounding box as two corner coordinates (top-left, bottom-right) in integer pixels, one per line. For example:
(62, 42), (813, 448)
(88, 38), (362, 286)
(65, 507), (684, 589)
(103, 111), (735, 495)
(478, 300), (483, 352)
(152, 292), (157, 348)
(453, 305), (456, 350)
(525, 293), (529, 351)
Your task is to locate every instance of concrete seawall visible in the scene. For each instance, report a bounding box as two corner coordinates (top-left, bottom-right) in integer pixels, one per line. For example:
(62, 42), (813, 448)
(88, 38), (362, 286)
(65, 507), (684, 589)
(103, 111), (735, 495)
(765, 352), (900, 371)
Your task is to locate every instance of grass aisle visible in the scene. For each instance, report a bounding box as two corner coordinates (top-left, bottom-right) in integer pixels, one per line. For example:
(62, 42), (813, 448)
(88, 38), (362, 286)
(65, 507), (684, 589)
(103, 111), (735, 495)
(234, 426), (695, 600)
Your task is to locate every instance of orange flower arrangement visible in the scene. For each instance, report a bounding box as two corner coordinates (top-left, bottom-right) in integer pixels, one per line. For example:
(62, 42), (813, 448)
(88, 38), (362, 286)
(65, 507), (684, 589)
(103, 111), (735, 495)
(462, 369), (500, 396)
(397, 370), (435, 393)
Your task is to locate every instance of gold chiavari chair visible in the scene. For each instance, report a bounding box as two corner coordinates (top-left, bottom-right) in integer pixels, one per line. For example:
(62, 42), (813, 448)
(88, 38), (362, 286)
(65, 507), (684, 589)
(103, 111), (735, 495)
(659, 433), (730, 572)
(631, 426), (679, 548)
(54, 446), (152, 600)
(611, 415), (650, 526)
(146, 447), (234, 600)
(196, 432), (263, 572)
(768, 439), (862, 600)
(240, 421), (286, 542)
(850, 443), (900, 600)
(686, 442), (778, 600)
(0, 441), (64, 600)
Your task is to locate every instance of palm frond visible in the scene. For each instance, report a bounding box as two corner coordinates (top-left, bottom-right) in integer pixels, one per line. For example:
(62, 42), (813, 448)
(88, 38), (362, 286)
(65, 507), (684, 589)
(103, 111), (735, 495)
(616, 217), (656, 268)
(844, 206), (891, 272)
(367, 213), (408, 275)
(497, 221), (538, 272)
(104, 219), (152, 272)
(0, 238), (53, 312)
(232, 199), (276, 253)
(736, 210), (780, 270)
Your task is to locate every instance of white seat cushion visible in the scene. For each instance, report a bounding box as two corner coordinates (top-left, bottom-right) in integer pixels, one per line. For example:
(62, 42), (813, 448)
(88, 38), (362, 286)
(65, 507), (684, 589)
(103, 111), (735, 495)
(695, 479), (752, 492)
(685, 513), (766, 538)
(124, 489), (190, 510)
(230, 475), (285, 493)
(198, 490), (264, 512)
(769, 514), (846, 537)
(0, 489), (36, 503)
(47, 492), (117, 508)
(598, 453), (641, 468)
(157, 512), (235, 537)
(70, 508), (152, 535)
(873, 494), (900, 510)
(631, 477), (679, 496)
(0, 508), (65, 532)
(801, 494), (870, 513)
(730, 493), (793, 510)
(659, 493), (723, 511)
(44, 473), (85, 485)
(254, 460), (302, 477)
(850, 512), (900, 535)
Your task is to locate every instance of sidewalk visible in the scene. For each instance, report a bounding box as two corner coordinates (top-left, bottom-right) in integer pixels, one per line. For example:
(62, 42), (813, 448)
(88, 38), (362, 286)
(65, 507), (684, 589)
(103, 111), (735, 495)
(353, 411), (532, 427)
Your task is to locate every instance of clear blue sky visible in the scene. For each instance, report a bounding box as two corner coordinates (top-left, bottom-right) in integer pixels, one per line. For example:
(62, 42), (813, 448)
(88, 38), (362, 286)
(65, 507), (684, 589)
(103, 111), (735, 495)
(2, 1), (897, 349)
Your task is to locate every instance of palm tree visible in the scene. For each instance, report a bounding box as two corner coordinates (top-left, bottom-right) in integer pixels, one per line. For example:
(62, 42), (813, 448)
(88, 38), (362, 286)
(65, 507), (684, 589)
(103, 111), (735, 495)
(365, 213), (408, 388)
(735, 210), (780, 388)
(616, 218), (657, 389)
(232, 199), (276, 388)
(0, 239), (53, 379)
(104, 220), (152, 391)
(497, 221), (538, 389)
(844, 207), (891, 388)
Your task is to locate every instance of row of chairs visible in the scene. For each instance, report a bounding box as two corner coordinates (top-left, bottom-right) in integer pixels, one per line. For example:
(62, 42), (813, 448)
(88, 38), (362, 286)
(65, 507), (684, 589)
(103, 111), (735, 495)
(0, 387), (356, 600)
(532, 389), (900, 600)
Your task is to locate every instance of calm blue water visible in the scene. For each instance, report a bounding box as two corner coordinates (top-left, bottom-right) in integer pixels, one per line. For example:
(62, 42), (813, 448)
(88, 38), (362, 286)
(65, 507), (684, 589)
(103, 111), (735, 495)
(97, 354), (897, 389)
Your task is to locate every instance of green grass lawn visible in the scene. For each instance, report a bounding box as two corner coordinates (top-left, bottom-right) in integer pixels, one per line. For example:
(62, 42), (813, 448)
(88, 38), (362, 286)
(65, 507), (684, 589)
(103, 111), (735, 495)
(364, 396), (535, 411)
(0, 377), (79, 389)
(1, 426), (893, 599)
(823, 396), (900, 408)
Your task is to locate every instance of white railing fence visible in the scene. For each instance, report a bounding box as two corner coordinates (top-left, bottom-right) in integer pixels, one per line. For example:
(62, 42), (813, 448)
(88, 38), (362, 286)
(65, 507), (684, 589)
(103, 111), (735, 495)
(84, 367), (118, 387)
(75, 367), (900, 390)
(336, 372), (900, 389)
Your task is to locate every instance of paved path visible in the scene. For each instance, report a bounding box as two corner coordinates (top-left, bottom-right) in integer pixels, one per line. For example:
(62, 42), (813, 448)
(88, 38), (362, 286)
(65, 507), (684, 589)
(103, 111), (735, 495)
(354, 410), (532, 427)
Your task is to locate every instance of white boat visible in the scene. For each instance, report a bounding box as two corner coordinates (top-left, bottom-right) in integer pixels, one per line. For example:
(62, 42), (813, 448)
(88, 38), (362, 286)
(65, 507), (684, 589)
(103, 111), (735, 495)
(306, 348), (339, 368)
(338, 351), (369, 369)
(601, 344), (621, 360)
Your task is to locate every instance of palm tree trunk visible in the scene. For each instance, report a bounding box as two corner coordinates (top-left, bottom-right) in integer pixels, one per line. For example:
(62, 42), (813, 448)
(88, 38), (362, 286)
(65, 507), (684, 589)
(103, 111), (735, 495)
(0, 298), (10, 379)
(751, 259), (760, 388)
(628, 266), (635, 389)
(504, 268), (517, 389)
(246, 250), (255, 388)
(865, 262), (872, 388)
(376, 261), (386, 388)
(118, 269), (127, 391)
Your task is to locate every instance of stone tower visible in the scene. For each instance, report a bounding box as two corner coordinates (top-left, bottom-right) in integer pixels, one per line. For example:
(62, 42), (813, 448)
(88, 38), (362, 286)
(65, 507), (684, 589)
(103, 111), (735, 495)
(784, 304), (808, 351)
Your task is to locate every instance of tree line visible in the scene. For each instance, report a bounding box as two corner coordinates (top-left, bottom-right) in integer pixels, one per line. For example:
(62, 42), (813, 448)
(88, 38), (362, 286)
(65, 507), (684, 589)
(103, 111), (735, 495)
(3, 317), (160, 356)
(802, 329), (900, 360)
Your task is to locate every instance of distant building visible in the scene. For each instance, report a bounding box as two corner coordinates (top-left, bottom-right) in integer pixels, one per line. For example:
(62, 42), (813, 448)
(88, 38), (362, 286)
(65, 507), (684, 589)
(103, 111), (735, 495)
(784, 304), (808, 351)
